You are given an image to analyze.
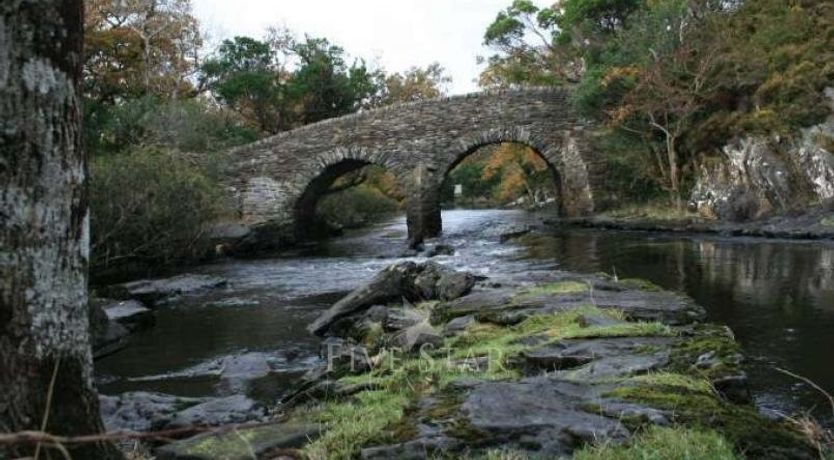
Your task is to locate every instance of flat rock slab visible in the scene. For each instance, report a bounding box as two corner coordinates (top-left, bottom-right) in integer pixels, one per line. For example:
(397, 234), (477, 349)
(100, 392), (265, 432)
(100, 392), (205, 432)
(103, 299), (155, 331)
(108, 274), (228, 306)
(461, 378), (630, 456)
(156, 423), (321, 460)
(167, 395), (266, 429)
(523, 337), (679, 370)
(435, 282), (704, 326)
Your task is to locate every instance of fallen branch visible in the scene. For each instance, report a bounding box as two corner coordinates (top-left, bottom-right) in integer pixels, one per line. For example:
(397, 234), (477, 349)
(776, 367), (834, 420)
(0, 420), (282, 447)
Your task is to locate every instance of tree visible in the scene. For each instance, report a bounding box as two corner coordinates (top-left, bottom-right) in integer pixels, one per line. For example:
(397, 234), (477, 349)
(289, 36), (383, 124)
(0, 1), (121, 458)
(480, 0), (573, 87)
(378, 63), (451, 105)
(200, 36), (288, 133)
(84, 0), (202, 102)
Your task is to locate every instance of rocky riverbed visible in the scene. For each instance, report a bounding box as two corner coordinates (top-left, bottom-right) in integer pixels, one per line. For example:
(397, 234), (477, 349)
(148, 260), (817, 460)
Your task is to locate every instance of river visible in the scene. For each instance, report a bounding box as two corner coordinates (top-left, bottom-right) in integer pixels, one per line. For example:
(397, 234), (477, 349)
(96, 209), (834, 425)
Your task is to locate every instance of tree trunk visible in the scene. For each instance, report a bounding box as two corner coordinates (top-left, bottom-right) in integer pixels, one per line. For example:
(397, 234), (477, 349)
(666, 134), (682, 209)
(0, 2), (122, 458)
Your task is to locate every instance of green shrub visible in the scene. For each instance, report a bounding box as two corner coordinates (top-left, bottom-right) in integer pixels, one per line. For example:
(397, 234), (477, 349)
(90, 147), (222, 275)
(317, 184), (400, 229)
(85, 97), (259, 156)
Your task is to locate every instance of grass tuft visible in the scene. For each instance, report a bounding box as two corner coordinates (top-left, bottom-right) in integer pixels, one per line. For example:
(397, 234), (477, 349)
(573, 426), (739, 460)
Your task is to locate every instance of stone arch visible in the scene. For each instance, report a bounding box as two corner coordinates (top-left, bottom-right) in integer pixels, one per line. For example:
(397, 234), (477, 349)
(292, 146), (404, 235)
(444, 126), (566, 210)
(406, 127), (590, 244)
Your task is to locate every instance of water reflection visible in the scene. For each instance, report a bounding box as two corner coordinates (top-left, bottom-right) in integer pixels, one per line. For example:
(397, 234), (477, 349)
(518, 229), (834, 423)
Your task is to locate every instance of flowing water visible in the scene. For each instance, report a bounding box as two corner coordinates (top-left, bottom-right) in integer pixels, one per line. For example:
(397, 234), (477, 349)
(96, 209), (834, 424)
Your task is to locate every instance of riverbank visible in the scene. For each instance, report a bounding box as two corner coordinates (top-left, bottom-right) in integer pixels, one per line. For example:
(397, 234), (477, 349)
(150, 260), (825, 460)
(554, 205), (834, 241)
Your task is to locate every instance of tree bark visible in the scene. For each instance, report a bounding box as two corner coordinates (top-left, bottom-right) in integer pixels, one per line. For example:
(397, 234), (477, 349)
(0, 1), (122, 458)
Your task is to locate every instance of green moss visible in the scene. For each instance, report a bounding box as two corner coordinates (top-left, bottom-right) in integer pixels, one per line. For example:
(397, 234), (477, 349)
(616, 278), (665, 292)
(449, 307), (671, 363)
(669, 325), (743, 380)
(605, 379), (814, 459)
(821, 216), (834, 227)
(303, 390), (410, 460)
(573, 426), (739, 460)
(623, 373), (714, 394)
(514, 281), (590, 301)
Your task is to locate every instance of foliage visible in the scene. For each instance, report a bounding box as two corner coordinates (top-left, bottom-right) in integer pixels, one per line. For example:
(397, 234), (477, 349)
(303, 390), (410, 460)
(317, 184), (401, 229)
(377, 63), (451, 105)
(443, 143), (556, 207)
(84, 0), (202, 102)
(484, 0), (834, 208)
(199, 36), (289, 133)
(89, 147), (221, 274)
(85, 96), (259, 156)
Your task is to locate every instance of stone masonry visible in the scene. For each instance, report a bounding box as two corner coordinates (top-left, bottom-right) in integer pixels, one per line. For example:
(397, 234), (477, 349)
(223, 87), (603, 246)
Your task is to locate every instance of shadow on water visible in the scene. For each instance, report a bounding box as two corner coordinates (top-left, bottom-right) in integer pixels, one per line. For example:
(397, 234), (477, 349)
(97, 210), (834, 425)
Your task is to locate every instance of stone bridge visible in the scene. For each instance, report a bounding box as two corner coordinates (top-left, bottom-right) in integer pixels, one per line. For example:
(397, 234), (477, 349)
(223, 88), (604, 246)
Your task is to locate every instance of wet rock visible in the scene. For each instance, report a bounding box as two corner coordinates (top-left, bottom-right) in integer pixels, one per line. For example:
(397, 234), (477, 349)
(309, 262), (419, 335)
(156, 423), (321, 460)
(436, 272), (476, 301)
(461, 378), (630, 456)
(524, 337), (677, 377)
(89, 300), (131, 359)
(443, 315), (475, 336)
(167, 395), (266, 429)
(310, 262), (479, 335)
(411, 261), (452, 299)
(434, 282), (704, 326)
(103, 299), (155, 331)
(712, 373), (752, 404)
(108, 274), (228, 306)
(383, 308), (426, 332)
(425, 244), (455, 258)
(100, 392), (205, 432)
(499, 227), (532, 242)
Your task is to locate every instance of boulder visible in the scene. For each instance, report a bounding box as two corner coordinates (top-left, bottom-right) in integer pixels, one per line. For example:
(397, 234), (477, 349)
(103, 299), (155, 331)
(443, 315), (475, 336)
(156, 423), (321, 460)
(107, 274), (228, 306)
(436, 272), (476, 301)
(425, 244), (455, 258)
(89, 300), (131, 359)
(309, 262), (419, 335)
(100, 392), (205, 432)
(167, 395), (266, 429)
(461, 378), (630, 456)
(383, 308), (426, 332)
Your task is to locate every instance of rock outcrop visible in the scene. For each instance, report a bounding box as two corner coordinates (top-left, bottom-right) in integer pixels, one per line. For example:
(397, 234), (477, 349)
(252, 264), (813, 460)
(690, 88), (834, 220)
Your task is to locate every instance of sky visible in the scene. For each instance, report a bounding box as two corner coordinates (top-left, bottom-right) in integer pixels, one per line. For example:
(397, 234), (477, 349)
(191, 0), (518, 95)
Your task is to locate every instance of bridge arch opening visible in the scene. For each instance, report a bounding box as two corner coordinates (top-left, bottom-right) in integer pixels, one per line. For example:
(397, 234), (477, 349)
(408, 139), (566, 246)
(294, 159), (404, 238)
(440, 142), (563, 213)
